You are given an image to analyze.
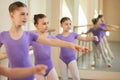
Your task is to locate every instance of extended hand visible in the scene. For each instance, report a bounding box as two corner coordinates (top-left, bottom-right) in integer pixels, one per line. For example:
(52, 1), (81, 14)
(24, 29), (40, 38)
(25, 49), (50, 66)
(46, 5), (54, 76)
(34, 64), (48, 75)
(74, 44), (89, 53)
(94, 36), (99, 41)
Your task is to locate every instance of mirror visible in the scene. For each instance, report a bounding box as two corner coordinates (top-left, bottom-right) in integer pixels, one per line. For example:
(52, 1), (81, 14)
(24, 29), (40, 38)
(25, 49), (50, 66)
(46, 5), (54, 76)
(60, 0), (120, 72)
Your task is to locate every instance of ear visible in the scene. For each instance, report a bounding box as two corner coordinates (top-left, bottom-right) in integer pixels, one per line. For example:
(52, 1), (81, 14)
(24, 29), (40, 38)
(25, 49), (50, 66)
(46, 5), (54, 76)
(9, 12), (14, 18)
(35, 24), (38, 27)
(35, 24), (39, 28)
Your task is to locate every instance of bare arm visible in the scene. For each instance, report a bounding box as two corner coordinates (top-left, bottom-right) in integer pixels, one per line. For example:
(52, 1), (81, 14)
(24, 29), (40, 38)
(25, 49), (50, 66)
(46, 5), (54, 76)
(0, 65), (47, 78)
(103, 26), (116, 31)
(36, 36), (88, 52)
(103, 25), (119, 31)
(106, 24), (119, 29)
(36, 36), (75, 49)
(77, 35), (98, 41)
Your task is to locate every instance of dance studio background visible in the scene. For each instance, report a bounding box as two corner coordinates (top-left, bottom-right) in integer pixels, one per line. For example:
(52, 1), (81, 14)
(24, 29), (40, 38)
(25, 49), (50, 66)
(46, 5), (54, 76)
(0, 0), (120, 80)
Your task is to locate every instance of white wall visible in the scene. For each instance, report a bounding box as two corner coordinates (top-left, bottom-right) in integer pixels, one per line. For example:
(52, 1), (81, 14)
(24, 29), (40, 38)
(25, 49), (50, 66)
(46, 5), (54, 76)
(28, 0), (47, 30)
(103, 0), (120, 42)
(0, 0), (30, 31)
(46, 0), (52, 27)
(0, 0), (13, 31)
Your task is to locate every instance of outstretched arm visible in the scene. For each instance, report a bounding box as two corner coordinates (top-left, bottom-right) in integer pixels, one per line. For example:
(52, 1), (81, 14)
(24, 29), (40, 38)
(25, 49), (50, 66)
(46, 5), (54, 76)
(0, 64), (47, 78)
(77, 35), (98, 41)
(107, 24), (119, 29)
(103, 25), (119, 31)
(36, 36), (88, 52)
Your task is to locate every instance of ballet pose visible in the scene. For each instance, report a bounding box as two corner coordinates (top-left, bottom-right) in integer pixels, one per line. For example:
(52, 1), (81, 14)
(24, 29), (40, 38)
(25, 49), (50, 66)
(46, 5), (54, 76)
(0, 1), (87, 80)
(87, 17), (118, 67)
(97, 14), (119, 59)
(31, 14), (59, 80)
(56, 17), (98, 80)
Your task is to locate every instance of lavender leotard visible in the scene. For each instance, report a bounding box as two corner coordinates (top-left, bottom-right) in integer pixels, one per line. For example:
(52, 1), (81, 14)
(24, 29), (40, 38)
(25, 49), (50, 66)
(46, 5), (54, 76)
(89, 25), (111, 64)
(56, 32), (79, 65)
(99, 23), (106, 37)
(31, 35), (56, 76)
(0, 31), (38, 80)
(89, 27), (104, 45)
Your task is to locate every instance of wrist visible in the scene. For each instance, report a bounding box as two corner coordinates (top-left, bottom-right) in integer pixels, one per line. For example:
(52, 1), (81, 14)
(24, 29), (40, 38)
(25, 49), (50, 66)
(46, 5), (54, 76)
(69, 43), (75, 49)
(31, 66), (35, 74)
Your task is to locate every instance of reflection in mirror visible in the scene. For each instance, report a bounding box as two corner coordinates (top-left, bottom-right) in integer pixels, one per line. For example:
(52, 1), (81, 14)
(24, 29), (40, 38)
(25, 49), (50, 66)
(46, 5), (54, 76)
(60, 0), (120, 72)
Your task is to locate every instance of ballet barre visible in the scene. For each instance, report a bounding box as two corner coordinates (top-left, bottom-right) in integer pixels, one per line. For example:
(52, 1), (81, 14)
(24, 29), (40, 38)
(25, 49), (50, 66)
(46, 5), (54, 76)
(0, 52), (7, 60)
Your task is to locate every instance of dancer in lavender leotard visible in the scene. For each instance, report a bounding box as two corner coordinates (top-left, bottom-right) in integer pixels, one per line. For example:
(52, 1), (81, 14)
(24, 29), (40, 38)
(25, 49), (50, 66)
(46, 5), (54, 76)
(31, 14), (58, 80)
(87, 17), (119, 67)
(97, 14), (119, 59)
(0, 2), (87, 80)
(56, 17), (98, 80)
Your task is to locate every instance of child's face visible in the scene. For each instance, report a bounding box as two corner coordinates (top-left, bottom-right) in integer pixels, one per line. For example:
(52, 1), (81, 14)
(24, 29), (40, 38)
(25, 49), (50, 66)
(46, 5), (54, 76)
(36, 17), (49, 33)
(97, 18), (102, 25)
(10, 7), (28, 26)
(100, 17), (104, 23)
(61, 20), (71, 32)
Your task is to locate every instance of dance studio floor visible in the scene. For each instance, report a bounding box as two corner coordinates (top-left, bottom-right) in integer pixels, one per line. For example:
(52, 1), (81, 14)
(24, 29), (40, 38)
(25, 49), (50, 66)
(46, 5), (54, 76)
(74, 41), (120, 80)
(77, 41), (120, 72)
(98, 41), (120, 72)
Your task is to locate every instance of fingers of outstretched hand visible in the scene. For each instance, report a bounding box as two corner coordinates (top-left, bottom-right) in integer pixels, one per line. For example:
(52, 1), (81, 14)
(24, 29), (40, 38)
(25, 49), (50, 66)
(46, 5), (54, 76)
(94, 36), (98, 41)
(75, 45), (83, 52)
(75, 45), (89, 53)
(36, 65), (48, 75)
(84, 48), (89, 53)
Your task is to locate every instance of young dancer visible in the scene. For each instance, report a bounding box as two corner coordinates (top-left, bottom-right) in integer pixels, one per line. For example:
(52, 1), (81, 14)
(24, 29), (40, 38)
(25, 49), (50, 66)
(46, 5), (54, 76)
(87, 17), (118, 67)
(0, 64), (47, 78)
(56, 17), (98, 80)
(31, 14), (59, 80)
(0, 1), (88, 80)
(97, 14), (119, 59)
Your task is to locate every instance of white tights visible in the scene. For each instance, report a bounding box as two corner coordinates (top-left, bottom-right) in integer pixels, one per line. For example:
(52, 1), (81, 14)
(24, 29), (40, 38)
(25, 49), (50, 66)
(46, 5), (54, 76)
(35, 67), (59, 80)
(59, 59), (80, 80)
